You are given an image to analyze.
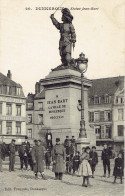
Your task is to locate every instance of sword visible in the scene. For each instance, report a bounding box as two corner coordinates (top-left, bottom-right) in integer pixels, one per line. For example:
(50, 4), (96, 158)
(53, 1), (65, 15)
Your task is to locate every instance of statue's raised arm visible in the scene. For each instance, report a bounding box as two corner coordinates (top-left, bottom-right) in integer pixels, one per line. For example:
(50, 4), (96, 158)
(50, 8), (76, 66)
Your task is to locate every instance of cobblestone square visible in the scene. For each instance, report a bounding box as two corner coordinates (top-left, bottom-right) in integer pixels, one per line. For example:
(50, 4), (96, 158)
(0, 161), (124, 196)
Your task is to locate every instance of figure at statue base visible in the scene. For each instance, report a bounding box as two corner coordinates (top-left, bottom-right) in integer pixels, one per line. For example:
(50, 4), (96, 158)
(50, 8), (76, 66)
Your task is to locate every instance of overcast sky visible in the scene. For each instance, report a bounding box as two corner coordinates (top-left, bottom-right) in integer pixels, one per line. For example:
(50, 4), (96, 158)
(0, 0), (124, 96)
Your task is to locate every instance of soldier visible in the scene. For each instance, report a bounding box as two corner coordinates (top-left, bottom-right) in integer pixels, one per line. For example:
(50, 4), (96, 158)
(101, 143), (112, 178)
(52, 138), (66, 180)
(89, 146), (98, 178)
(65, 140), (74, 174)
(31, 140), (46, 180)
(64, 136), (69, 148)
(8, 139), (16, 172)
(18, 142), (28, 170)
(50, 8), (76, 66)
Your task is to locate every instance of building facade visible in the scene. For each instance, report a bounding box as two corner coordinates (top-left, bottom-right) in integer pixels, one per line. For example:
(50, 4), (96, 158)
(88, 76), (124, 152)
(0, 71), (26, 144)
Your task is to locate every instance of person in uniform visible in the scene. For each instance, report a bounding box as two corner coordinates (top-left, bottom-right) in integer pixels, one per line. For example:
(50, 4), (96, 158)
(65, 140), (74, 174)
(101, 143), (112, 177)
(50, 8), (76, 66)
(113, 152), (124, 184)
(8, 139), (16, 172)
(18, 142), (28, 170)
(89, 146), (98, 178)
(31, 140), (46, 180)
(52, 138), (66, 180)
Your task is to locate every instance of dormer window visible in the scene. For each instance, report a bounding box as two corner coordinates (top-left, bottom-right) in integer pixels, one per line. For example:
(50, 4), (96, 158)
(104, 95), (111, 103)
(94, 96), (100, 104)
(17, 87), (21, 95)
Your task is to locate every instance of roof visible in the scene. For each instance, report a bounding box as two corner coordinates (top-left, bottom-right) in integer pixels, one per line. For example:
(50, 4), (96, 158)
(88, 76), (124, 97)
(0, 72), (21, 87)
(34, 89), (45, 99)
(26, 93), (35, 103)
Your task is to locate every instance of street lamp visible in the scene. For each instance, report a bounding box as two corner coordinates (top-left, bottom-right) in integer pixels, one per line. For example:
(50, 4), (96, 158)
(76, 53), (88, 138)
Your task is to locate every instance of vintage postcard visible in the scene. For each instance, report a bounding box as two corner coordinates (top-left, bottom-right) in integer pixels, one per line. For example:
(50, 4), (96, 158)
(0, 0), (124, 196)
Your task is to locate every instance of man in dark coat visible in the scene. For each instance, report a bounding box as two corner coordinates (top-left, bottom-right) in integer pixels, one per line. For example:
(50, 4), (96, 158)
(8, 139), (16, 172)
(64, 136), (69, 148)
(31, 140), (46, 179)
(113, 152), (124, 184)
(45, 130), (52, 148)
(72, 151), (80, 174)
(65, 140), (74, 173)
(52, 138), (66, 180)
(101, 144), (112, 177)
(18, 142), (28, 170)
(89, 146), (98, 178)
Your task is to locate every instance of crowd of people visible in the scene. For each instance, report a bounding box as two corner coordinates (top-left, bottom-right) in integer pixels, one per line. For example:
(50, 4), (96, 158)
(0, 135), (124, 187)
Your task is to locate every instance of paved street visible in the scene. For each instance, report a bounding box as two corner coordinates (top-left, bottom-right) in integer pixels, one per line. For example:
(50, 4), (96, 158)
(0, 160), (124, 196)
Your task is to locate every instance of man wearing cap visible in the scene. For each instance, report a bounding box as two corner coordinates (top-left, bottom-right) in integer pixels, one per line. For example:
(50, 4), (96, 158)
(50, 8), (76, 66)
(18, 142), (28, 170)
(101, 143), (112, 177)
(31, 140), (46, 179)
(52, 138), (66, 180)
(8, 139), (16, 172)
(89, 146), (98, 178)
(24, 136), (31, 169)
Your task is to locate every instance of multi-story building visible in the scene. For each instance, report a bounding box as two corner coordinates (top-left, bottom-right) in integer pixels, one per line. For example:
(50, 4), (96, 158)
(26, 76), (124, 151)
(0, 70), (26, 144)
(88, 76), (124, 152)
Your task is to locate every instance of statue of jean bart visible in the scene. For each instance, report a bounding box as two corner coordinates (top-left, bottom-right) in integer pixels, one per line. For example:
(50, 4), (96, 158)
(50, 8), (76, 66)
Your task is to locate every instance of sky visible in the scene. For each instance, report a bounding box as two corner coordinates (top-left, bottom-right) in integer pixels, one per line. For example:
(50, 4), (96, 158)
(0, 0), (124, 96)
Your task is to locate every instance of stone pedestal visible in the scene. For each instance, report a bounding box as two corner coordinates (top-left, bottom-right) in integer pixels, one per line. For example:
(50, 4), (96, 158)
(38, 66), (96, 145)
(76, 137), (90, 153)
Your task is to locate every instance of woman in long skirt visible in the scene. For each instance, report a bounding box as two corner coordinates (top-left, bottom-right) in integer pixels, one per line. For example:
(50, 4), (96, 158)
(79, 146), (92, 187)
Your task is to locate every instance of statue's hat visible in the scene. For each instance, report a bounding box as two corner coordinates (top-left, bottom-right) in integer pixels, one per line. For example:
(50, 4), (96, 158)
(62, 8), (73, 22)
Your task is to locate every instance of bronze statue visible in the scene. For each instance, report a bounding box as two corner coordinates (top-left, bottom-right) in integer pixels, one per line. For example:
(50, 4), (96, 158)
(50, 8), (76, 66)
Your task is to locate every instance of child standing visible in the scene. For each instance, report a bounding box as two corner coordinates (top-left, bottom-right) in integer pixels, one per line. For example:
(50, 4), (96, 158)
(79, 146), (92, 187)
(113, 153), (123, 184)
(72, 151), (80, 174)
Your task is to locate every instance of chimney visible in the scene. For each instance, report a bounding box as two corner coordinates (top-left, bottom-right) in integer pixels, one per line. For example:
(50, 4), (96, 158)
(7, 70), (12, 80)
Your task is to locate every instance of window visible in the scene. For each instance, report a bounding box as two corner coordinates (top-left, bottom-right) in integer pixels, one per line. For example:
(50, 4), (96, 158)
(94, 96), (100, 104)
(0, 85), (2, 94)
(39, 102), (43, 110)
(105, 96), (111, 103)
(6, 104), (12, 115)
(100, 111), (104, 121)
(105, 111), (111, 121)
(16, 122), (21, 134)
(118, 109), (124, 120)
(17, 88), (21, 95)
(16, 105), (21, 116)
(38, 114), (43, 124)
(95, 126), (101, 139)
(7, 86), (11, 95)
(94, 112), (100, 121)
(118, 125), (124, 136)
(27, 103), (34, 109)
(6, 122), (12, 134)
(0, 122), (2, 134)
(27, 114), (32, 123)
(28, 129), (32, 138)
(0, 103), (2, 114)
(105, 126), (111, 139)
(89, 112), (94, 122)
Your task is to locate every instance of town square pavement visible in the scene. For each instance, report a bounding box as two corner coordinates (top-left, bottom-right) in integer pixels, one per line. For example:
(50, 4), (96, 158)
(0, 160), (124, 196)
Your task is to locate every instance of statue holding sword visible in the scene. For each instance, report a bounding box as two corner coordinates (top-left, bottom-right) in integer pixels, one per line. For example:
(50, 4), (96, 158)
(50, 8), (76, 66)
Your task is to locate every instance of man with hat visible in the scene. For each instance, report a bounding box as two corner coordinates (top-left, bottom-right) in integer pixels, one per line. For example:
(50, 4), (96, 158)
(18, 142), (28, 170)
(50, 8), (76, 66)
(31, 139), (46, 179)
(89, 146), (98, 178)
(52, 138), (66, 180)
(8, 139), (16, 172)
(65, 139), (74, 174)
